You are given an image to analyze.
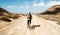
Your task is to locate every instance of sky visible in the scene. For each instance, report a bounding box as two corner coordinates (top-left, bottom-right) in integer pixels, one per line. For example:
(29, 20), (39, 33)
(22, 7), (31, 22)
(0, 0), (60, 14)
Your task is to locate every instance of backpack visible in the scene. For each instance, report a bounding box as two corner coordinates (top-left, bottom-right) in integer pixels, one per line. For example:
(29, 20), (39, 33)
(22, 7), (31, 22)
(27, 15), (32, 19)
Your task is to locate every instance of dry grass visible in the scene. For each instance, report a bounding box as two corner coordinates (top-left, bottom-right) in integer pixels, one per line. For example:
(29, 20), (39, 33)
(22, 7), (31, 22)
(38, 14), (60, 25)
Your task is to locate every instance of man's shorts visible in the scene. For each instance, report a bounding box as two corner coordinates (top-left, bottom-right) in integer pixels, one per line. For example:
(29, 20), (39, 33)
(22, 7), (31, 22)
(27, 19), (31, 24)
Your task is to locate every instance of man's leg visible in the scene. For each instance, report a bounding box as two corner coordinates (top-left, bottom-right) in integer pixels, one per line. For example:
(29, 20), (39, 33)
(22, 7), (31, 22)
(27, 20), (29, 27)
(30, 19), (31, 24)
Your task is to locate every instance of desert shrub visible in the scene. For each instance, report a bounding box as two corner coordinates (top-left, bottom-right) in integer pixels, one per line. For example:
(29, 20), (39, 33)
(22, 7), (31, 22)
(0, 17), (11, 22)
(10, 14), (20, 19)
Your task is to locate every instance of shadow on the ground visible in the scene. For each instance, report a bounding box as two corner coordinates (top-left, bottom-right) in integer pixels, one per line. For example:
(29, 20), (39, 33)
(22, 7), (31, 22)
(29, 25), (40, 30)
(56, 23), (60, 25)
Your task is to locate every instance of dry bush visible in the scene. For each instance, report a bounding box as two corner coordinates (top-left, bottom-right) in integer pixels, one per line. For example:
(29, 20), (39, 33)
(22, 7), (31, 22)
(2, 13), (20, 19)
(0, 17), (11, 22)
(0, 13), (20, 22)
(10, 14), (20, 19)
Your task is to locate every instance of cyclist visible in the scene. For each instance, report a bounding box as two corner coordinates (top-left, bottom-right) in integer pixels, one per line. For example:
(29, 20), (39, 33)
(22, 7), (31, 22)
(27, 12), (32, 27)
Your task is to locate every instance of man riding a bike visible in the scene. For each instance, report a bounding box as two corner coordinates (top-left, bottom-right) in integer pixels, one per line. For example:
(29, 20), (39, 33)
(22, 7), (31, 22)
(27, 12), (32, 27)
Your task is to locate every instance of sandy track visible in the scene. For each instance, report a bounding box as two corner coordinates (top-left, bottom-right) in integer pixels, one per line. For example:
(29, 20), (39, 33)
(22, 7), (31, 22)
(0, 15), (60, 35)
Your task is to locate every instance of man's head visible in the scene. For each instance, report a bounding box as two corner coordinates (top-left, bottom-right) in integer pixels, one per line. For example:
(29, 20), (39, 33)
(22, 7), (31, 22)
(29, 12), (31, 15)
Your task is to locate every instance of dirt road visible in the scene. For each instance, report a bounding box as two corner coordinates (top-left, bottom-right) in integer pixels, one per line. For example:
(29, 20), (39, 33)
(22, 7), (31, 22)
(0, 15), (60, 35)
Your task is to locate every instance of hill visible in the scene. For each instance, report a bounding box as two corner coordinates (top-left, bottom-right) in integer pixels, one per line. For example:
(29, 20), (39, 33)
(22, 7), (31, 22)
(0, 8), (10, 13)
(0, 8), (20, 22)
(41, 5), (60, 14)
(38, 5), (60, 25)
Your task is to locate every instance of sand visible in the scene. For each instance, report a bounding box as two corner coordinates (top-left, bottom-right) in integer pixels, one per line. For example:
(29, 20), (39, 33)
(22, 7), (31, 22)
(0, 15), (60, 35)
